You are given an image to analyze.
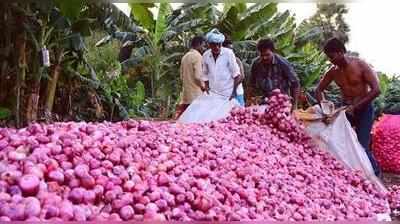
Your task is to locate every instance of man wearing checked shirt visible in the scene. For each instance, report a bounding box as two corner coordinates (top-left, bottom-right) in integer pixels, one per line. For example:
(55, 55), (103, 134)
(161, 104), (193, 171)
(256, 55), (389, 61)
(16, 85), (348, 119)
(248, 38), (300, 109)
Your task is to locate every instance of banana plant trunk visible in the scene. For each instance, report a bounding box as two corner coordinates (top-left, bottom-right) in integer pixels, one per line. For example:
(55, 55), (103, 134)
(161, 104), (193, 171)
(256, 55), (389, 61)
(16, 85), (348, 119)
(25, 52), (43, 123)
(88, 91), (104, 119)
(0, 68), (7, 104)
(0, 7), (11, 104)
(15, 14), (27, 128)
(25, 78), (41, 123)
(45, 51), (63, 118)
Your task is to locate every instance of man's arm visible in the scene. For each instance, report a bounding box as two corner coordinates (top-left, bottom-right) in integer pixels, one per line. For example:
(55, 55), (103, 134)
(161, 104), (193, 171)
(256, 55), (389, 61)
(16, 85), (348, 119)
(351, 61), (381, 111)
(229, 50), (241, 100)
(192, 54), (204, 90)
(201, 55), (210, 94)
(179, 59), (184, 80)
(291, 85), (300, 110)
(247, 60), (258, 99)
(230, 76), (241, 100)
(204, 81), (210, 94)
(282, 61), (300, 109)
(236, 58), (245, 82)
(315, 68), (335, 102)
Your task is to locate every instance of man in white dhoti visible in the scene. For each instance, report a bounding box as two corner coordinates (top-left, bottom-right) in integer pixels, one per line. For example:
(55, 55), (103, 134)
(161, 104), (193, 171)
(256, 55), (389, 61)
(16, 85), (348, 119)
(202, 29), (241, 100)
(177, 29), (241, 123)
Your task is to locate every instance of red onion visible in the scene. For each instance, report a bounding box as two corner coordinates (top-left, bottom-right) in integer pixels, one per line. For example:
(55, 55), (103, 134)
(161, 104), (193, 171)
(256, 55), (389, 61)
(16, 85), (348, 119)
(372, 115), (400, 172)
(18, 175), (39, 196)
(0, 90), (391, 221)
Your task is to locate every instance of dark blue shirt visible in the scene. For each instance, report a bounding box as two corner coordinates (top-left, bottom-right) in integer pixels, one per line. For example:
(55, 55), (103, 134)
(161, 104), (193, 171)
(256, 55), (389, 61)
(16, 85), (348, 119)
(250, 54), (299, 97)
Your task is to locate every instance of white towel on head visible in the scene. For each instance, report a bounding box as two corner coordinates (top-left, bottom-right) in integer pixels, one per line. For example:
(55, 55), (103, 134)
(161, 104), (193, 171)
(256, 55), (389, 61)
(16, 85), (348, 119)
(206, 28), (225, 44)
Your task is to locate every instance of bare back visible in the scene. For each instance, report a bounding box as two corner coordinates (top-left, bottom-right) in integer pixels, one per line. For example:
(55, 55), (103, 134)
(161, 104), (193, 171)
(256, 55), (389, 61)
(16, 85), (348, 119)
(328, 57), (376, 104)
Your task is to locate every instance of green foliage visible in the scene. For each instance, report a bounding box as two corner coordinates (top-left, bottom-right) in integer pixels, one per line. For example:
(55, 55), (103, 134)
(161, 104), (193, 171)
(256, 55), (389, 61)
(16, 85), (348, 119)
(298, 3), (350, 47)
(7, 1), (399, 124)
(54, 0), (85, 21)
(374, 74), (400, 115)
(129, 3), (155, 32)
(154, 2), (171, 44)
(85, 31), (148, 119)
(102, 75), (146, 117)
(0, 108), (11, 120)
(106, 2), (332, 115)
(233, 3), (278, 40)
(288, 43), (328, 89)
(85, 32), (120, 76)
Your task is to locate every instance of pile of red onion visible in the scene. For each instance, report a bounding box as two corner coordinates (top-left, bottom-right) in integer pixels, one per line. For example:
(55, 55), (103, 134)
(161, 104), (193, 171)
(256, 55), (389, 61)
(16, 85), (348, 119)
(0, 90), (389, 221)
(372, 114), (400, 173)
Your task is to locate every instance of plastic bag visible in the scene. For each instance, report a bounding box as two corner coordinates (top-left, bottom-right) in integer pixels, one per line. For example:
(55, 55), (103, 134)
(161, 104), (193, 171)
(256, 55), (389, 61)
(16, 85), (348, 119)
(178, 92), (240, 124)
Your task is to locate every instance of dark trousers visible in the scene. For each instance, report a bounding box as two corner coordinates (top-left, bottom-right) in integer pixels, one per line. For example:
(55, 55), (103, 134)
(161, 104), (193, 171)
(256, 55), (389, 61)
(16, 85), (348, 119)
(346, 103), (381, 176)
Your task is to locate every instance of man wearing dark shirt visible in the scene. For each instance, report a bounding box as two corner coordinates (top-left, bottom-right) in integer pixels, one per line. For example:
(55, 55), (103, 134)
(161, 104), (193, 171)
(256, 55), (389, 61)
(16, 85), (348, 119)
(248, 38), (300, 108)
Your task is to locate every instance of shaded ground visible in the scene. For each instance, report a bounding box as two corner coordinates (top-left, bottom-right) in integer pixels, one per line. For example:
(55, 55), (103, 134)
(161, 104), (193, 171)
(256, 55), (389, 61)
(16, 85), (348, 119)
(382, 172), (400, 221)
(383, 172), (400, 187)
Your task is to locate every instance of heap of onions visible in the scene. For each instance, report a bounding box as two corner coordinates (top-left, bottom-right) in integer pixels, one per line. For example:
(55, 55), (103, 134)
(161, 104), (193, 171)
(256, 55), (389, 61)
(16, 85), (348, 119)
(372, 114), (400, 173)
(0, 90), (389, 221)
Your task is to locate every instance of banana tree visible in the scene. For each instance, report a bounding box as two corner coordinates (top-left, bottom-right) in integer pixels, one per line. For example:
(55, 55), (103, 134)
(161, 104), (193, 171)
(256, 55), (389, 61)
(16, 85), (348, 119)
(41, 2), (99, 119)
(13, 0), (102, 123)
(0, 0), (153, 125)
(0, 1), (54, 126)
(99, 2), (328, 116)
(125, 2), (177, 118)
(20, 1), (61, 123)
(214, 3), (326, 106)
(374, 74), (400, 115)
(286, 43), (329, 107)
(124, 2), (225, 118)
(160, 3), (299, 116)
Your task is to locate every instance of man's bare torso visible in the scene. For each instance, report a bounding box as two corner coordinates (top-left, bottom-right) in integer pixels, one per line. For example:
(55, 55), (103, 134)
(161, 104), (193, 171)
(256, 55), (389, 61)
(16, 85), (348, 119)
(330, 57), (370, 105)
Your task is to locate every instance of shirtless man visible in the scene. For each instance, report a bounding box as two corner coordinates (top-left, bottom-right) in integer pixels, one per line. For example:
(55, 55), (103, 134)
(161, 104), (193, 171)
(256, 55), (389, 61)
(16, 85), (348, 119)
(315, 38), (381, 176)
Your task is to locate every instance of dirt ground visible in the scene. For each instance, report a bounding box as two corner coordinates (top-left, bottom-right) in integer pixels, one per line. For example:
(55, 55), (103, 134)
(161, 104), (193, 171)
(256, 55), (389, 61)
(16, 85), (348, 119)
(383, 172), (400, 187)
(382, 172), (400, 221)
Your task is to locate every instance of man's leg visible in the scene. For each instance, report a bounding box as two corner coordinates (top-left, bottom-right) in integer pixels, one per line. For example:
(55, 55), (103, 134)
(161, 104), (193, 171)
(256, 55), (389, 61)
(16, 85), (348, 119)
(354, 104), (381, 176)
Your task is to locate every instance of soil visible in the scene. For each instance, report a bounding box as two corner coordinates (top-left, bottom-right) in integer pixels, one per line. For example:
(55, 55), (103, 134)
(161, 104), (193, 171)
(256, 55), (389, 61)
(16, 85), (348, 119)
(382, 172), (400, 221)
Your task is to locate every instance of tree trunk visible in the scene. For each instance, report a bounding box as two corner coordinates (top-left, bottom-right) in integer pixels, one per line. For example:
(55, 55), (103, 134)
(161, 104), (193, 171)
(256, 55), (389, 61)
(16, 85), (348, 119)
(15, 14), (26, 128)
(88, 91), (104, 119)
(44, 53), (63, 119)
(0, 6), (11, 104)
(25, 80), (41, 123)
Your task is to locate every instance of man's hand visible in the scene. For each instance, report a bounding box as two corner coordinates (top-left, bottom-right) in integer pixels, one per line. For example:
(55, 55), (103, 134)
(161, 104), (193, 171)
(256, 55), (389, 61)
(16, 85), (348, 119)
(315, 90), (323, 103)
(322, 115), (335, 125)
(315, 69), (334, 101)
(204, 86), (210, 94)
(346, 105), (355, 116)
(291, 103), (298, 113)
(203, 82), (210, 94)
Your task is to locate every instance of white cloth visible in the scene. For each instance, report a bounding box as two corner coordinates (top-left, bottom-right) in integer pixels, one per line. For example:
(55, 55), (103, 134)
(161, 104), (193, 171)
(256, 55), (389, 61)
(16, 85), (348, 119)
(305, 110), (386, 191)
(304, 110), (391, 220)
(202, 47), (240, 97)
(237, 84), (244, 95)
(205, 28), (225, 43)
(177, 92), (239, 124)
